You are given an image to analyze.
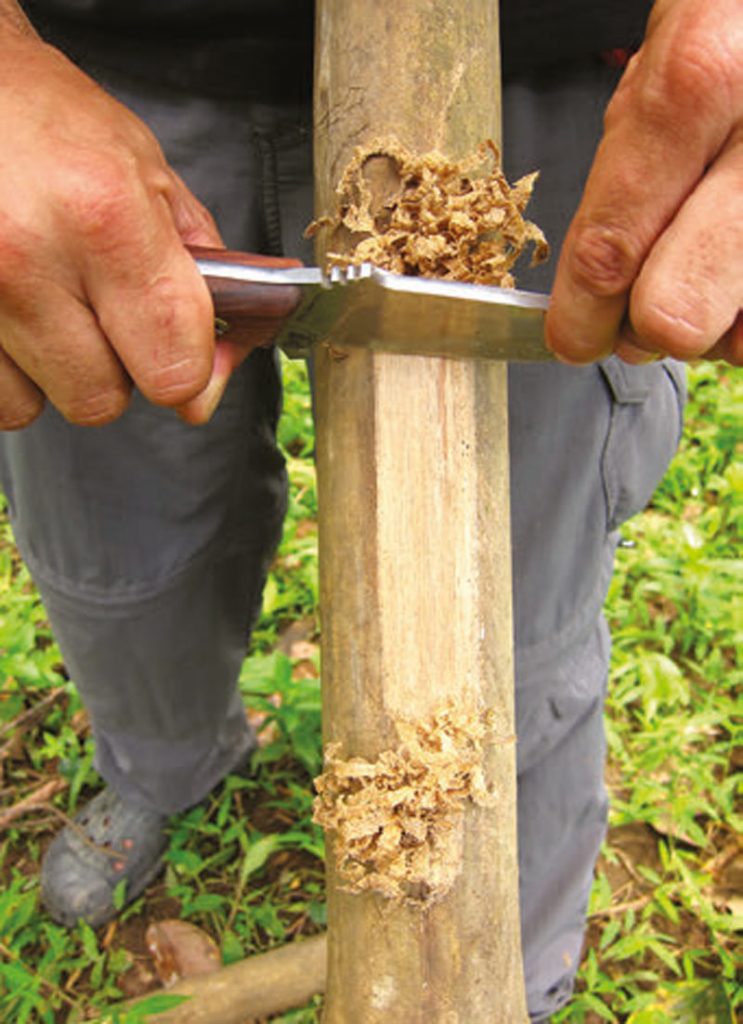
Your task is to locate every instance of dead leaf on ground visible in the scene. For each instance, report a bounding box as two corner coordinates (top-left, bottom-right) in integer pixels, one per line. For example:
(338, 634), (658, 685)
(704, 840), (743, 917)
(145, 919), (222, 988)
(290, 639), (319, 681)
(651, 811), (706, 848)
(288, 640), (318, 663)
(70, 708), (90, 737)
(116, 959), (158, 1000)
(277, 619), (316, 656)
(246, 698), (281, 748)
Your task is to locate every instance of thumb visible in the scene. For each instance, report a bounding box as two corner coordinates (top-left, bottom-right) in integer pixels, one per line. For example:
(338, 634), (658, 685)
(176, 337), (240, 426)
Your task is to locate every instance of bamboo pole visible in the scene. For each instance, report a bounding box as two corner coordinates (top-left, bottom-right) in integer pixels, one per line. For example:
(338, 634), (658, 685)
(313, 2), (528, 1020)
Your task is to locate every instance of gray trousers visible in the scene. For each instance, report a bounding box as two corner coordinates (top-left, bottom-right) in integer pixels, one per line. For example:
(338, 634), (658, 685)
(0, 56), (685, 1020)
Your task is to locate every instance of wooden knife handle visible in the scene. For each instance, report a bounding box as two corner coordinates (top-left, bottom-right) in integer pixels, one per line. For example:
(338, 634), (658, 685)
(187, 244), (302, 332)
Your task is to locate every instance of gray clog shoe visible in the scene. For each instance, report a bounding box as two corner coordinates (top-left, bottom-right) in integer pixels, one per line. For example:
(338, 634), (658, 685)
(40, 787), (169, 928)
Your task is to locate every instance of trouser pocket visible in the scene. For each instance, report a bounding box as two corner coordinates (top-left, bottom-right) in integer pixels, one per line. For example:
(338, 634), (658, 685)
(599, 357), (686, 532)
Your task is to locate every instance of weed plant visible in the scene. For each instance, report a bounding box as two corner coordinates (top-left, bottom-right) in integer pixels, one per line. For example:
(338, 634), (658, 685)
(0, 360), (739, 1022)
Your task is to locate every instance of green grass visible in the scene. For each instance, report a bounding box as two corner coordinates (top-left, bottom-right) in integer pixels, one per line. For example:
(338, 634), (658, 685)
(0, 359), (740, 1022)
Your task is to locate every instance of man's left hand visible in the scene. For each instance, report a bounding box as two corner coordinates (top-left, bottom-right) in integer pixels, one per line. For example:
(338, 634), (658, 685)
(547, 0), (742, 367)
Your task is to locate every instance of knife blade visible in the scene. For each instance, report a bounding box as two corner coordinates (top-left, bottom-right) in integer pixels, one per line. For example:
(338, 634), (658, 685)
(194, 247), (552, 362)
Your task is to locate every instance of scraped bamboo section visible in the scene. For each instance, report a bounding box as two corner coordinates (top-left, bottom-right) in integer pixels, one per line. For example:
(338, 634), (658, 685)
(313, 2), (528, 1021)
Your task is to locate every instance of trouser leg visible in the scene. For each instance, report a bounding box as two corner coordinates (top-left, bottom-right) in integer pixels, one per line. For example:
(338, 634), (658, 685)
(1, 361), (287, 813)
(515, 620), (611, 1021)
(504, 64), (686, 1016)
(507, 351), (683, 1016)
(0, 76), (301, 813)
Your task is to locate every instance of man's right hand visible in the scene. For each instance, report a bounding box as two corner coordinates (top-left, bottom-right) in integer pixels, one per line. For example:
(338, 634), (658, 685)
(0, 17), (257, 429)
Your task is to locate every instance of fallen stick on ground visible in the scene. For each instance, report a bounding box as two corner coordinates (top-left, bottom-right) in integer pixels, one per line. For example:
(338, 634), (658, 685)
(0, 777), (68, 831)
(97, 933), (327, 1024)
(0, 686), (67, 743)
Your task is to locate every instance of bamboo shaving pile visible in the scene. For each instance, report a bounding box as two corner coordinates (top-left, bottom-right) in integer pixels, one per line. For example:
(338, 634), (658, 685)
(307, 138), (549, 286)
(313, 705), (510, 907)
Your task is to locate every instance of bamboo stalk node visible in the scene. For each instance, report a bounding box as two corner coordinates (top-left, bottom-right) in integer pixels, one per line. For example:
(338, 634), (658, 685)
(313, 704), (515, 907)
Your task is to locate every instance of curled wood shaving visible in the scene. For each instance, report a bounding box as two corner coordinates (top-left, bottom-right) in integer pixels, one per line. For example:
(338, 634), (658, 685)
(307, 138), (549, 286)
(313, 705), (513, 907)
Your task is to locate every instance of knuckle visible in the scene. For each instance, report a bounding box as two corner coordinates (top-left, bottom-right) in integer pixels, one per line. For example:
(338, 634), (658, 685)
(134, 276), (213, 403)
(606, 25), (735, 143)
(146, 273), (214, 346)
(58, 154), (140, 244)
(666, 30), (735, 100)
(137, 263), (209, 319)
(569, 221), (641, 297)
(628, 38), (731, 131)
(0, 231), (36, 304)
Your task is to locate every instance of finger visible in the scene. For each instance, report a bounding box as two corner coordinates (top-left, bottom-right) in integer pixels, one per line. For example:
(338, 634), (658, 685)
(547, 11), (739, 363)
(177, 295), (300, 426)
(76, 180), (217, 408)
(176, 338), (241, 426)
(1, 282), (133, 425)
(628, 136), (743, 362)
(0, 346), (44, 430)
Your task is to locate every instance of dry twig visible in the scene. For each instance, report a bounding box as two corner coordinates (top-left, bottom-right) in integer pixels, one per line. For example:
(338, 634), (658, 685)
(0, 777), (68, 830)
(0, 685), (66, 750)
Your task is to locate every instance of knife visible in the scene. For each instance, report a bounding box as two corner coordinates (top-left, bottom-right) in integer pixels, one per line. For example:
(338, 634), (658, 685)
(193, 246), (552, 362)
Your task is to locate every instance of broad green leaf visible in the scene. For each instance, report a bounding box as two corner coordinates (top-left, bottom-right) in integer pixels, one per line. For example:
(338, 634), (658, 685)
(164, 848), (204, 874)
(239, 834), (282, 885)
(582, 992), (617, 1021)
(181, 892), (227, 914)
(221, 930), (244, 965)
(79, 920), (100, 961)
(130, 992), (191, 1015)
(112, 878), (128, 912)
